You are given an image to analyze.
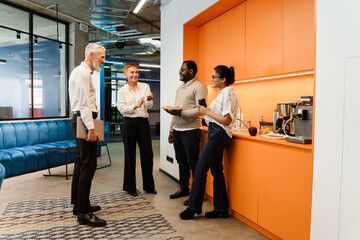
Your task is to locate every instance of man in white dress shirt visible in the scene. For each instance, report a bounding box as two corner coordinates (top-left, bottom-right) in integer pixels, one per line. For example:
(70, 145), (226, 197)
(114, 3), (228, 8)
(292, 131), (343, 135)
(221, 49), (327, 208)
(68, 43), (106, 227)
(117, 63), (156, 197)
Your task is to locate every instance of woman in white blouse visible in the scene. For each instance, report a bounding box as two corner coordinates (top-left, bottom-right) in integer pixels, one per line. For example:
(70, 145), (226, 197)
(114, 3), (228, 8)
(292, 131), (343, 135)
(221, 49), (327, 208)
(180, 65), (239, 220)
(117, 63), (156, 197)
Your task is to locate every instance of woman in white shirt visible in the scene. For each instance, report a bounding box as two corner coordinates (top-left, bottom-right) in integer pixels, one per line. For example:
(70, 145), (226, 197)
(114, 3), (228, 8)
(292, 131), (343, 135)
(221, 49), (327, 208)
(117, 63), (156, 197)
(180, 65), (239, 220)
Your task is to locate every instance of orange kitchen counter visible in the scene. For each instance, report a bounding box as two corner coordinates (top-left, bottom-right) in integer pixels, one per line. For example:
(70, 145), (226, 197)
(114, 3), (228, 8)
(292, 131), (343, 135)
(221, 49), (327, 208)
(201, 127), (313, 240)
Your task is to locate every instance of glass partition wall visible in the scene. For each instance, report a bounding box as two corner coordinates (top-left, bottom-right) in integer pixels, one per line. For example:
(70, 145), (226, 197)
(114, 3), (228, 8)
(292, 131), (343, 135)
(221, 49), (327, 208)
(0, 2), (68, 120)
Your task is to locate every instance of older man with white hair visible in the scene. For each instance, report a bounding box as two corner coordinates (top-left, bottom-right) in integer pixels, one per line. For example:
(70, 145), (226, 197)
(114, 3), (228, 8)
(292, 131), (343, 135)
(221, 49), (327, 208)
(68, 43), (106, 227)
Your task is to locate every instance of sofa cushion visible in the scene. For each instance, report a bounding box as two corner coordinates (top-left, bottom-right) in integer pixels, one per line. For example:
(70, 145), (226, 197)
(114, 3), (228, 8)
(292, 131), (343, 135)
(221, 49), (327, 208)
(13, 122), (28, 147)
(0, 125), (3, 149)
(65, 120), (75, 140)
(0, 149), (25, 176)
(25, 122), (39, 146)
(36, 122), (49, 144)
(0, 163), (5, 189)
(0, 123), (16, 149)
(12, 147), (38, 173)
(0, 152), (11, 178)
(46, 121), (59, 142)
(55, 120), (67, 141)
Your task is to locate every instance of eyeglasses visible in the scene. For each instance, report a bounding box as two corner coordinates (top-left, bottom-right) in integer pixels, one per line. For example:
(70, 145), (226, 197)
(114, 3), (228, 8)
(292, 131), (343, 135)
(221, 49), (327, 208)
(211, 75), (221, 79)
(179, 68), (188, 72)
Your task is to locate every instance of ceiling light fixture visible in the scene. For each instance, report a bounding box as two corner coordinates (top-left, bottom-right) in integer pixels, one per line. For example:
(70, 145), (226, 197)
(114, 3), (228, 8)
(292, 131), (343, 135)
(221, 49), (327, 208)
(133, 0), (146, 13)
(0, 59), (7, 64)
(16, 31), (21, 40)
(139, 63), (160, 68)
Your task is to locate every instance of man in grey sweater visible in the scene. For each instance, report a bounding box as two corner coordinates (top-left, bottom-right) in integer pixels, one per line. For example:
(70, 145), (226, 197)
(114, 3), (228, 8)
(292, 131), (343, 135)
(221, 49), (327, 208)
(164, 60), (207, 204)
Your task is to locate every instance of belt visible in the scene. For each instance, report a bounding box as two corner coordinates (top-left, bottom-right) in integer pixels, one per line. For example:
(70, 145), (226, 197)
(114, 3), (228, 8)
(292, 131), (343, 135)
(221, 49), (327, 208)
(73, 111), (98, 117)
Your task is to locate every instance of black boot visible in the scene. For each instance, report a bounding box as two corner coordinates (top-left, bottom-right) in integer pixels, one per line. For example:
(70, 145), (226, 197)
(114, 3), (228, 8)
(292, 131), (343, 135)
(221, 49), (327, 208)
(179, 208), (202, 220)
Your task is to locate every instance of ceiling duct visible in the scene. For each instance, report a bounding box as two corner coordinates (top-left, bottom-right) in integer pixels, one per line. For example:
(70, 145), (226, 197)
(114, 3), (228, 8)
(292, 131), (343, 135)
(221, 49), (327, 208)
(89, 0), (160, 59)
(106, 43), (156, 56)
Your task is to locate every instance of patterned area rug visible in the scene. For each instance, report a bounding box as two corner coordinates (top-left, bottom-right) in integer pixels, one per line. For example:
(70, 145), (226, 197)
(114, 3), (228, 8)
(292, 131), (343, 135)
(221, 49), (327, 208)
(0, 192), (184, 240)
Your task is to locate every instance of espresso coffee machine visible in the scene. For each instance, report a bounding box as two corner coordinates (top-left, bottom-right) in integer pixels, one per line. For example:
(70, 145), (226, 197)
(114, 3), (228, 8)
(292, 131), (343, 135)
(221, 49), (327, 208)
(285, 96), (313, 144)
(275, 103), (291, 135)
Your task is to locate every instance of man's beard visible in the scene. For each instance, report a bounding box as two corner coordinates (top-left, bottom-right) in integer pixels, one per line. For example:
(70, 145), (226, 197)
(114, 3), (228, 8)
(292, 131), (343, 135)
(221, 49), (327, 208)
(93, 59), (102, 72)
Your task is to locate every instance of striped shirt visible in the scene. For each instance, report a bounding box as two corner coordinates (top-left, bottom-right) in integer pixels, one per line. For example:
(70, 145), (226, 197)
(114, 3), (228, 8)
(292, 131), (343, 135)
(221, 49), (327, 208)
(205, 86), (239, 137)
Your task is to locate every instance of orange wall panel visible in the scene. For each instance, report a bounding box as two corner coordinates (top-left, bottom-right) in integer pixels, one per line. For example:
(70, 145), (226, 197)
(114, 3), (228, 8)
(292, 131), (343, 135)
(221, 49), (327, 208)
(234, 75), (314, 127)
(183, 25), (200, 65)
(245, 0), (283, 78)
(219, 4), (246, 79)
(283, 0), (315, 72)
(206, 75), (314, 128)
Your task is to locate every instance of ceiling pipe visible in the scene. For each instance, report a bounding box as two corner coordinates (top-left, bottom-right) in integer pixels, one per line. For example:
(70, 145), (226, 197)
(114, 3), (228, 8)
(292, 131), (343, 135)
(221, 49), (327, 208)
(106, 43), (156, 56)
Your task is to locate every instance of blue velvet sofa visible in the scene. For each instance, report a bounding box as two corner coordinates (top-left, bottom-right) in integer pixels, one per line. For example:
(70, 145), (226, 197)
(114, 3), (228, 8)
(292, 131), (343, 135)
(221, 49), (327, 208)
(0, 163), (5, 189)
(0, 120), (76, 178)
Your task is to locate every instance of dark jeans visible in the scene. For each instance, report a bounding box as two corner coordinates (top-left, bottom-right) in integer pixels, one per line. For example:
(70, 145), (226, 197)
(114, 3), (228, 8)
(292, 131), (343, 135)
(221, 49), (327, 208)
(122, 117), (155, 193)
(71, 113), (98, 213)
(188, 122), (232, 211)
(173, 129), (202, 190)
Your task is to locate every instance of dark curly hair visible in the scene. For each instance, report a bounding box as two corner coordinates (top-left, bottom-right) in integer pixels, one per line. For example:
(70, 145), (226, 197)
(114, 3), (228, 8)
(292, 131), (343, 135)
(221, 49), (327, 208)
(183, 60), (197, 76)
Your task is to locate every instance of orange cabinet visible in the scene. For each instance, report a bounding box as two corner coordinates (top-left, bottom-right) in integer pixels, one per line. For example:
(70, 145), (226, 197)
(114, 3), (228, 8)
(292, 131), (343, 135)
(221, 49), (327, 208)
(245, 0), (283, 78)
(257, 144), (313, 240)
(283, 0), (315, 72)
(219, 3), (246, 79)
(226, 138), (260, 223)
(199, 18), (219, 85)
(202, 131), (313, 240)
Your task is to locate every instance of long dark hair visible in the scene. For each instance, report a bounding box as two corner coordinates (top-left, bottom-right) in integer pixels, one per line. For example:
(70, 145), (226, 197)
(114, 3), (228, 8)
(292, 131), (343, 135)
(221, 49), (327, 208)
(214, 65), (235, 85)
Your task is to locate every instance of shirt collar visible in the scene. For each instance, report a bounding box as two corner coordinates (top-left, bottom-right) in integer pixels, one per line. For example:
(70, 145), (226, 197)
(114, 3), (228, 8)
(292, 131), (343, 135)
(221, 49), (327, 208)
(219, 85), (232, 93)
(81, 61), (93, 74)
(126, 83), (138, 91)
(183, 77), (197, 87)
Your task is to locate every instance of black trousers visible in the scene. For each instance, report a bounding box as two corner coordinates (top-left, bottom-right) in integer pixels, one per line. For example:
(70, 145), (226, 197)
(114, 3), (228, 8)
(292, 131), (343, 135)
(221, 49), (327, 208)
(71, 113), (97, 213)
(173, 129), (202, 190)
(122, 117), (155, 193)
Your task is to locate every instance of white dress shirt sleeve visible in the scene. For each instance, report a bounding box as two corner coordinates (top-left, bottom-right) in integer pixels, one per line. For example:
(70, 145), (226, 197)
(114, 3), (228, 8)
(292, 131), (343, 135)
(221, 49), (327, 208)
(117, 88), (135, 115)
(143, 84), (153, 109)
(77, 70), (95, 130)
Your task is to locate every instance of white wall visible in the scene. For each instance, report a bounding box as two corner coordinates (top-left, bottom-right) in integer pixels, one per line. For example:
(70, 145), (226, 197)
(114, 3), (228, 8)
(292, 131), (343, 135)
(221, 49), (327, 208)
(311, 0), (360, 239)
(159, 0), (218, 179)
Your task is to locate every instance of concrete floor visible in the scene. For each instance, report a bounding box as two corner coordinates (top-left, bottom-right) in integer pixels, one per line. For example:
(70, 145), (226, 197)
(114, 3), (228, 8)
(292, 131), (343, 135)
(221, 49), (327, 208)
(0, 139), (269, 240)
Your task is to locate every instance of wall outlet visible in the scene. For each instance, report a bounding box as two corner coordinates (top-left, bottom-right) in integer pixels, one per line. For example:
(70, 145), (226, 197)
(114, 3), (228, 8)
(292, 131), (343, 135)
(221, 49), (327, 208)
(166, 155), (173, 163)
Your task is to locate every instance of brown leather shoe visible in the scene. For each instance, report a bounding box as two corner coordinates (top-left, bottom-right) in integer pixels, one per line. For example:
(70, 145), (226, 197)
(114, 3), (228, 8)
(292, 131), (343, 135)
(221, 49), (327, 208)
(77, 212), (107, 227)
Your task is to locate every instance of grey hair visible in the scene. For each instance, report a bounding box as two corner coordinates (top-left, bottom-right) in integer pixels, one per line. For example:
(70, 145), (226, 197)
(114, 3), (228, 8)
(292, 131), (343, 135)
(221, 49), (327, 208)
(85, 43), (106, 57)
